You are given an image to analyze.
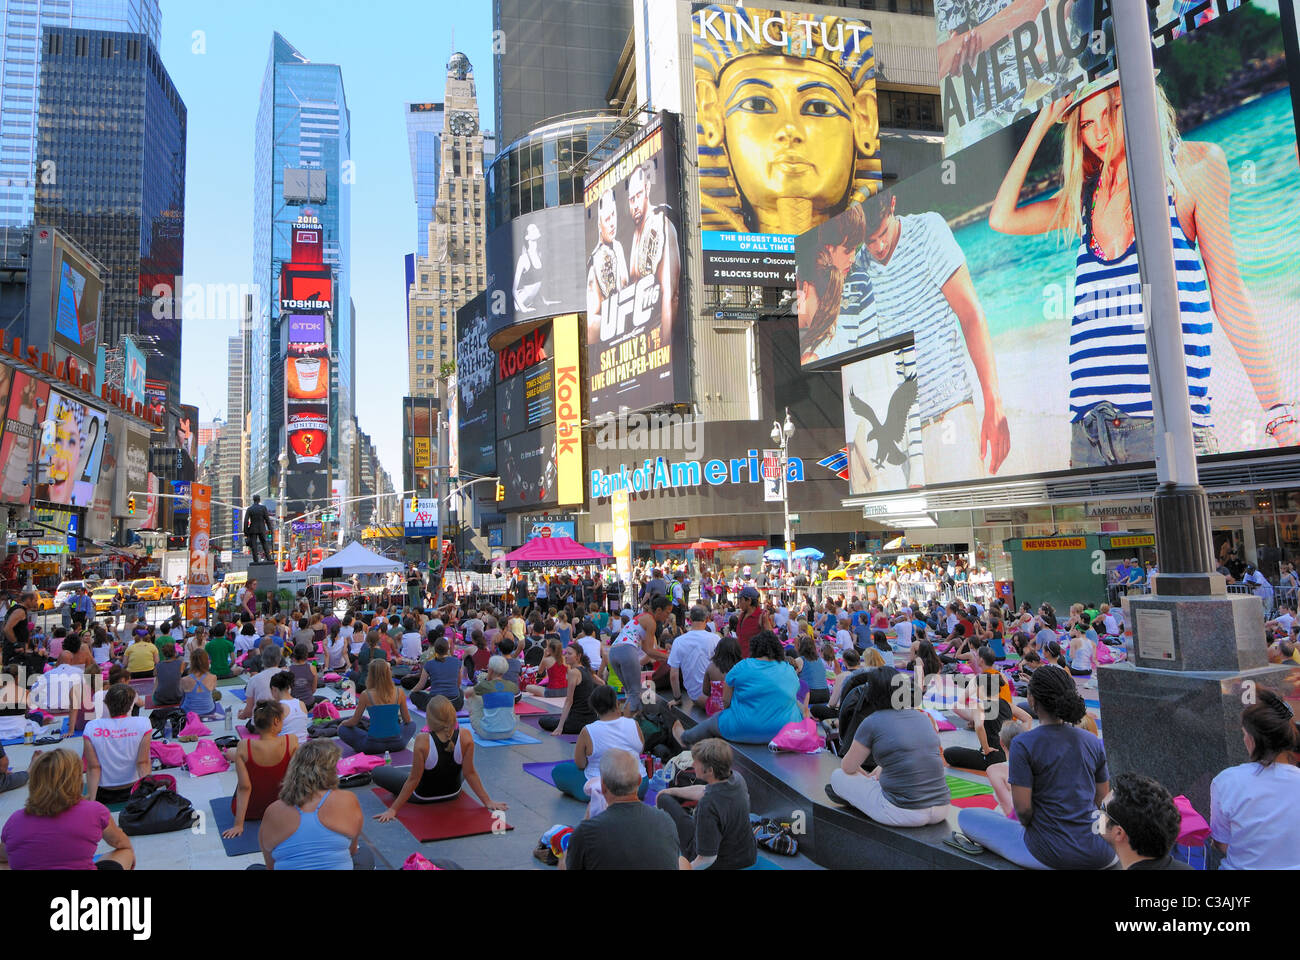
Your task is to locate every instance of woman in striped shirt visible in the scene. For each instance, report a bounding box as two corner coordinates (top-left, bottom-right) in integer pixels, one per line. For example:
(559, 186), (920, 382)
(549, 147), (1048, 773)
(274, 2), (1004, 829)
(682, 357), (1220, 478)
(989, 70), (1299, 466)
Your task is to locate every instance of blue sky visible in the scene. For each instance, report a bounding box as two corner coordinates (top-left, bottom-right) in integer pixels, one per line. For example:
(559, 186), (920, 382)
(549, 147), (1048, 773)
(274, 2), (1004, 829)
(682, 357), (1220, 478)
(162, 0), (497, 485)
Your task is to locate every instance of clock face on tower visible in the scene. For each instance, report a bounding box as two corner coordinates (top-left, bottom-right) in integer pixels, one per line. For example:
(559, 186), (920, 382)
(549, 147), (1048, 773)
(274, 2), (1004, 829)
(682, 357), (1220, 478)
(449, 111), (478, 137)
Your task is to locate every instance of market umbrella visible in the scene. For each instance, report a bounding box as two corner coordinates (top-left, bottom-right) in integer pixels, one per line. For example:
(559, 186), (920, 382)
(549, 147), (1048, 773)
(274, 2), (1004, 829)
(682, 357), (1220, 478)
(499, 536), (612, 568)
(763, 548), (788, 561)
(793, 547), (824, 560)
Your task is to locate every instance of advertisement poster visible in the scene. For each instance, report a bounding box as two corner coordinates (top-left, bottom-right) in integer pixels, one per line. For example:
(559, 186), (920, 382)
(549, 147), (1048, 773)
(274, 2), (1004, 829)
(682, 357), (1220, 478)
(796, 3), (1300, 487)
(552, 315), (583, 506)
(186, 482), (212, 619)
(497, 423), (557, 508)
(455, 293), (497, 477)
(583, 116), (685, 417)
(403, 497), (438, 538)
(496, 324), (553, 440)
(447, 373), (459, 482)
(936, 0), (1247, 154)
(485, 205), (588, 339)
(176, 403), (198, 482)
(123, 338), (147, 405)
(524, 515), (577, 540)
(144, 379), (168, 433)
(611, 489), (631, 595)
(35, 391), (107, 508)
(692, 5), (880, 285)
(50, 239), (104, 365)
(0, 374), (48, 505)
(114, 420), (150, 519)
(286, 339), (330, 470)
(841, 345), (925, 495)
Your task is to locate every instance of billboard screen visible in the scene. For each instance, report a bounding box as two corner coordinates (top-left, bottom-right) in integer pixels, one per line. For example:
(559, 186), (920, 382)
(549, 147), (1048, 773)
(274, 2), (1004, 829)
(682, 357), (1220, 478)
(935, 0), (1248, 155)
(176, 404), (198, 482)
(497, 422), (557, 509)
(841, 344), (925, 495)
(455, 293), (496, 477)
(692, 5), (879, 285)
(144, 379), (168, 434)
(496, 324), (553, 441)
(36, 391), (108, 508)
(583, 116), (686, 417)
(288, 314), (328, 344)
(403, 497), (438, 538)
(798, 3), (1300, 487)
(51, 239), (104, 366)
(123, 339), (147, 406)
(279, 264), (333, 312)
(524, 515), (576, 540)
(485, 204), (588, 340)
(0, 372), (48, 505)
(113, 419), (150, 519)
(286, 335), (330, 470)
(552, 315), (583, 506)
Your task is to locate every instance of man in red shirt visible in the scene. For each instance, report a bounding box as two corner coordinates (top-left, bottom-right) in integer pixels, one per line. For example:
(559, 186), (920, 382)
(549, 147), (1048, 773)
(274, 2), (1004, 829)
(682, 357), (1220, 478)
(735, 586), (770, 659)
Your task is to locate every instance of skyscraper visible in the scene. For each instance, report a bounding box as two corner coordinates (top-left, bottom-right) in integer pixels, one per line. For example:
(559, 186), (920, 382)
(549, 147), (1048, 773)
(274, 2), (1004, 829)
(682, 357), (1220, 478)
(0, 0), (160, 244)
(493, 0), (632, 146)
(249, 33), (353, 504)
(407, 52), (487, 400)
(406, 102), (444, 260)
(35, 25), (186, 389)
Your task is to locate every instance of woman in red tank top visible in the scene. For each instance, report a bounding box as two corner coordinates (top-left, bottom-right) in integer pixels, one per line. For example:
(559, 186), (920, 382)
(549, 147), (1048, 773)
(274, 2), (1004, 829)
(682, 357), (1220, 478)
(224, 699), (299, 838)
(525, 639), (570, 699)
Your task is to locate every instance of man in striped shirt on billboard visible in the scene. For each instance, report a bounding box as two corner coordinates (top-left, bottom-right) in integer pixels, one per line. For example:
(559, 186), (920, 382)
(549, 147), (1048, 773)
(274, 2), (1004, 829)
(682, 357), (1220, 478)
(840, 192), (1010, 484)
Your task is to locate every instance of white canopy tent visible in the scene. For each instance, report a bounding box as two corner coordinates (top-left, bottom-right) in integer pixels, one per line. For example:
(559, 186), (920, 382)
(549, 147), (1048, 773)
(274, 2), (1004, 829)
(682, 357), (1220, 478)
(306, 541), (403, 576)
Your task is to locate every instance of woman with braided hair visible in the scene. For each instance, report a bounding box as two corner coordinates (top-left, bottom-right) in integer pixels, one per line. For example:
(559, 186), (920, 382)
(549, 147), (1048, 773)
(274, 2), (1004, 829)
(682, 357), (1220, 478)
(955, 664), (1116, 869)
(1210, 689), (1300, 869)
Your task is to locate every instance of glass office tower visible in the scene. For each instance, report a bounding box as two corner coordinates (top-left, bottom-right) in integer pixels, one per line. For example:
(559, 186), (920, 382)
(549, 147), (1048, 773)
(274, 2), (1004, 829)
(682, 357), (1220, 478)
(406, 101), (443, 260)
(250, 32), (352, 500)
(34, 25), (185, 388)
(0, 0), (160, 246)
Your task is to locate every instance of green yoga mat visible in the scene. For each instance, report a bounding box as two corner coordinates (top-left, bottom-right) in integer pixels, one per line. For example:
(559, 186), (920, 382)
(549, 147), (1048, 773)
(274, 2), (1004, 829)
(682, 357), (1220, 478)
(946, 775), (994, 799)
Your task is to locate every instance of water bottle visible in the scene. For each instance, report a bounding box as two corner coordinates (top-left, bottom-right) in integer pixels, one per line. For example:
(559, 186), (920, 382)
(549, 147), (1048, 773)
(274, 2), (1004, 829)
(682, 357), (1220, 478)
(224, 708), (233, 732)
(163, 718), (173, 740)
(384, 750), (392, 766)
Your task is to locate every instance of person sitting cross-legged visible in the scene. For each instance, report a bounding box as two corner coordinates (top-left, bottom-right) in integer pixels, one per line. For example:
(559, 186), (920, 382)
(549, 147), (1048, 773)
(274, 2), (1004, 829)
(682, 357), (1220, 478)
(561, 749), (687, 871)
(338, 660), (417, 756)
(551, 685), (645, 816)
(372, 695), (507, 818)
(257, 739), (372, 870)
(655, 737), (757, 870)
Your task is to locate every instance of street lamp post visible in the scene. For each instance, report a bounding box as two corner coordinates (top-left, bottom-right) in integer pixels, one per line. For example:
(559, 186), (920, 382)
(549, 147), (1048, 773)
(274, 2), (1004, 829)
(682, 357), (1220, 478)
(277, 451), (289, 569)
(771, 408), (794, 559)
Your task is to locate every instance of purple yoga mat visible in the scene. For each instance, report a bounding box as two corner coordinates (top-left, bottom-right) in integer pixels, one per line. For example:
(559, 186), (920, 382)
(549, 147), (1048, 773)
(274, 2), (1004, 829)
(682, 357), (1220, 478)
(521, 760), (563, 788)
(520, 713), (578, 743)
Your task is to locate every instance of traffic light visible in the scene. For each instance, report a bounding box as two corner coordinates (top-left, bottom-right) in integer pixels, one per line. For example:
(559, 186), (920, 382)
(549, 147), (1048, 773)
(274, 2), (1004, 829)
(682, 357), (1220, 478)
(128, 496), (136, 515)
(495, 482), (505, 502)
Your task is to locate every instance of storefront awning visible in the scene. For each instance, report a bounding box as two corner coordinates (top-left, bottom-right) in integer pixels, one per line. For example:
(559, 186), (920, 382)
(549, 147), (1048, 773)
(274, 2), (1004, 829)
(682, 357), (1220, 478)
(649, 539), (767, 552)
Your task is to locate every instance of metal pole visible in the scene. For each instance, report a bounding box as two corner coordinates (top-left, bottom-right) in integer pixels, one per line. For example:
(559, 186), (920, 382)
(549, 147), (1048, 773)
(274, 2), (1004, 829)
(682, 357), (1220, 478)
(1113, 0), (1216, 586)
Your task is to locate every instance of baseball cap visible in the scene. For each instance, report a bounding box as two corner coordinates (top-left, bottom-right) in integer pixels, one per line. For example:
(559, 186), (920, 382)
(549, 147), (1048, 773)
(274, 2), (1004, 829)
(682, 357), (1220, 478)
(739, 585), (760, 602)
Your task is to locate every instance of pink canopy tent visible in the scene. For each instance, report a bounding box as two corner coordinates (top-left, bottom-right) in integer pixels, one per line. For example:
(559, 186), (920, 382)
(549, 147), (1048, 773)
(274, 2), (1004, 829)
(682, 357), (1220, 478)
(500, 536), (611, 568)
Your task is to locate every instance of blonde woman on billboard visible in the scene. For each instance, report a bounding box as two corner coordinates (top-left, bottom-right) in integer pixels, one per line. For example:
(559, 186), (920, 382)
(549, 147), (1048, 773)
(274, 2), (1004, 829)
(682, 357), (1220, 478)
(41, 400), (83, 506)
(989, 70), (1299, 467)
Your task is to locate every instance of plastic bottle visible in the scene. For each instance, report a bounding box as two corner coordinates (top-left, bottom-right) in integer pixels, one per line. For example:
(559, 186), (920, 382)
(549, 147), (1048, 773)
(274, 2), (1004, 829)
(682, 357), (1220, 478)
(384, 750), (392, 766)
(163, 718), (173, 740)
(224, 708), (233, 732)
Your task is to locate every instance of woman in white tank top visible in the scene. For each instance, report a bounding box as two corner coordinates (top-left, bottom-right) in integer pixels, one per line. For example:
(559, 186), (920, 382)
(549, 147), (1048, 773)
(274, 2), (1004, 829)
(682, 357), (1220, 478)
(550, 686), (645, 817)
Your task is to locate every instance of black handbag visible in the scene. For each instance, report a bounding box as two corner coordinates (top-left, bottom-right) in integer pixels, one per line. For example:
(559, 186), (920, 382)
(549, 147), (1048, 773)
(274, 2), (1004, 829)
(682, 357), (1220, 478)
(118, 779), (196, 836)
(337, 771), (373, 789)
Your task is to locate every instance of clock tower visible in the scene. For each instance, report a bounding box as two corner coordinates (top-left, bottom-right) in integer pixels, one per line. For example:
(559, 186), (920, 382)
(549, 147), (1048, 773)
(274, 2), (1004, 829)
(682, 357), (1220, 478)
(407, 52), (488, 400)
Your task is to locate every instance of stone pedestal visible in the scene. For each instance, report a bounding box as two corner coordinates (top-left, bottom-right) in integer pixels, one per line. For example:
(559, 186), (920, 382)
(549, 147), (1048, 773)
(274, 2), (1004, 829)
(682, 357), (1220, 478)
(1102, 587), (1281, 815)
(1098, 663), (1294, 813)
(246, 562), (279, 602)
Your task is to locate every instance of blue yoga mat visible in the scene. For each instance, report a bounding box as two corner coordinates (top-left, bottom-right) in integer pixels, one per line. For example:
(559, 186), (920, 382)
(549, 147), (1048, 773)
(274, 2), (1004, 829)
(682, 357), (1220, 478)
(455, 718), (539, 747)
(226, 688), (247, 701)
(1, 716), (69, 746)
(208, 797), (264, 857)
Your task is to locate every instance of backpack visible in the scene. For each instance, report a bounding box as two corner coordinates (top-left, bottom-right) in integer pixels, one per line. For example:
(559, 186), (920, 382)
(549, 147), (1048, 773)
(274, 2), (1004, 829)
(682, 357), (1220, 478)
(183, 739), (230, 777)
(119, 777), (195, 836)
(149, 706), (186, 740)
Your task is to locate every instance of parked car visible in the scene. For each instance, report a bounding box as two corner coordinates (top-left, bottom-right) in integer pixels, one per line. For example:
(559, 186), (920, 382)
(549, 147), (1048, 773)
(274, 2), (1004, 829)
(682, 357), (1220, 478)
(53, 580), (89, 607)
(34, 590), (54, 611)
(91, 586), (123, 613)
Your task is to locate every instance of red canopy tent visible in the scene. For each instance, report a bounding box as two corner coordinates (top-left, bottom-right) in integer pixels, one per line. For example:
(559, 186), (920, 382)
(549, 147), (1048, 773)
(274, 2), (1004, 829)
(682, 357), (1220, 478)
(500, 536), (611, 568)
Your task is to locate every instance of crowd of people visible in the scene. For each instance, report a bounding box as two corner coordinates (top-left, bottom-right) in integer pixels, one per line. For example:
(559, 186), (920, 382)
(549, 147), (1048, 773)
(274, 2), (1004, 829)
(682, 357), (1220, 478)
(0, 552), (1295, 872)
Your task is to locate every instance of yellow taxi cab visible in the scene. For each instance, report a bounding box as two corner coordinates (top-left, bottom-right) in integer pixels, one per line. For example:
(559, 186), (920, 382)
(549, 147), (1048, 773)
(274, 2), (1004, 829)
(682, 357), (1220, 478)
(34, 590), (54, 611)
(91, 586), (123, 613)
(828, 553), (874, 581)
(130, 578), (171, 602)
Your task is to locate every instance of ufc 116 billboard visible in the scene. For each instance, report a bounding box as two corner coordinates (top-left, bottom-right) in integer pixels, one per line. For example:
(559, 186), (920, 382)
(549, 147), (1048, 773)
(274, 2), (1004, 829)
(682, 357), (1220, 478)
(583, 114), (686, 419)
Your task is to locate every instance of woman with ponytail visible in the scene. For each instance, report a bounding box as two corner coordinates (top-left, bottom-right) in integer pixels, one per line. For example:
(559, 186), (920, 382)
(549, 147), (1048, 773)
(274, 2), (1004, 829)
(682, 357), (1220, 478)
(955, 665), (1116, 869)
(1210, 690), (1300, 869)
(537, 642), (601, 736)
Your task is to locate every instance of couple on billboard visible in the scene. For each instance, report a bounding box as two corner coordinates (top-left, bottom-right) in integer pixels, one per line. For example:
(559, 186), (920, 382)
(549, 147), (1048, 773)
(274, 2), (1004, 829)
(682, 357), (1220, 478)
(803, 67), (1297, 476)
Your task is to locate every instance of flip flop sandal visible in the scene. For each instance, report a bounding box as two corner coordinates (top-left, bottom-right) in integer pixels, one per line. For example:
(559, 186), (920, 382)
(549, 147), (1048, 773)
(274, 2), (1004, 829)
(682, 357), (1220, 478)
(944, 831), (985, 856)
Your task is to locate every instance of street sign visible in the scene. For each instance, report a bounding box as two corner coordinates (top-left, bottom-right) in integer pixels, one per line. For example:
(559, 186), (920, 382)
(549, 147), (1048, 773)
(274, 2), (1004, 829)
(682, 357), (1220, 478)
(320, 513), (337, 522)
(789, 514), (801, 523)
(18, 547), (37, 563)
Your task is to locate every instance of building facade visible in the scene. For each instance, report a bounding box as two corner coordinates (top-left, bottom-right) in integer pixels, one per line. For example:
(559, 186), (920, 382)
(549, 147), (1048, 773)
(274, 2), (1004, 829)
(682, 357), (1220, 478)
(249, 33), (353, 507)
(35, 25), (186, 390)
(406, 52), (488, 400)
(492, 0), (633, 146)
(0, 0), (160, 245)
